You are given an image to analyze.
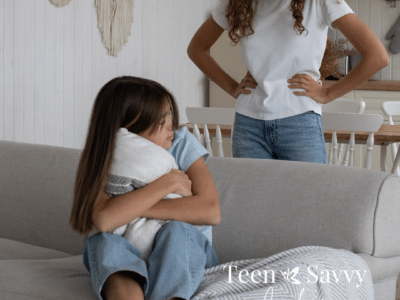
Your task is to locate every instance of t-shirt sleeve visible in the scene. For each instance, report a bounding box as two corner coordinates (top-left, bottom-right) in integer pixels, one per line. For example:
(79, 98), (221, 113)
(168, 126), (209, 173)
(211, 0), (230, 31)
(320, 0), (354, 29)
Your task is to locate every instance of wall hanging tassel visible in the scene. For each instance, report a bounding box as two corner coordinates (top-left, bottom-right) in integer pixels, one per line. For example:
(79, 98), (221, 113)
(386, 15), (400, 54)
(95, 0), (135, 57)
(49, 0), (72, 8)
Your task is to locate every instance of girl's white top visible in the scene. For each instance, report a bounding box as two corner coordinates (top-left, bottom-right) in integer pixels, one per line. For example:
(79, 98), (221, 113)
(212, 0), (354, 120)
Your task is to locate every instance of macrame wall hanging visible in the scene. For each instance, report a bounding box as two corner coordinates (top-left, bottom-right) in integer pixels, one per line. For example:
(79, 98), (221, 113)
(386, 15), (400, 54)
(49, 0), (71, 7)
(95, 0), (135, 57)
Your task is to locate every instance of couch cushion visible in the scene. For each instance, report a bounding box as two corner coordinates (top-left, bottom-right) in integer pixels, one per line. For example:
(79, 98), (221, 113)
(0, 255), (96, 300)
(0, 238), (71, 260)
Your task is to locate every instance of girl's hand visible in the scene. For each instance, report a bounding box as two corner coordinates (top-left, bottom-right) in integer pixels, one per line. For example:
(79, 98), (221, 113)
(287, 74), (331, 104)
(141, 157), (220, 225)
(167, 169), (192, 197)
(232, 71), (258, 99)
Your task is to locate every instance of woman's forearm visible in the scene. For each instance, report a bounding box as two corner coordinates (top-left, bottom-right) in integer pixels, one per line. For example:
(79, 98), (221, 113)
(325, 14), (389, 102)
(325, 55), (389, 102)
(187, 16), (239, 97)
(188, 47), (239, 97)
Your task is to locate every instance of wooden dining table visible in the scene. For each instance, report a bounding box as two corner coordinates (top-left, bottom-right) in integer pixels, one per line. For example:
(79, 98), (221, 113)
(185, 123), (400, 173)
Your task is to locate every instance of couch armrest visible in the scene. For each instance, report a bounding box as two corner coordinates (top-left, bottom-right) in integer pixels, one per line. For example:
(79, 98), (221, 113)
(0, 141), (85, 255)
(207, 157), (400, 264)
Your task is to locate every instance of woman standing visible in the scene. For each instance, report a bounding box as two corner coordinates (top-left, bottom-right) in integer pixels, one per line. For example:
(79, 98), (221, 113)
(188, 0), (389, 162)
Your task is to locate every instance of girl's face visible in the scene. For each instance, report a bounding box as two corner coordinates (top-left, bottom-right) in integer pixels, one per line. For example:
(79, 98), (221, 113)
(138, 103), (174, 150)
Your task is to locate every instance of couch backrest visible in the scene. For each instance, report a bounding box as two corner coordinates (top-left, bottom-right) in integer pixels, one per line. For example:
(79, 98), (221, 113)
(206, 157), (400, 263)
(1, 141), (399, 262)
(0, 141), (85, 255)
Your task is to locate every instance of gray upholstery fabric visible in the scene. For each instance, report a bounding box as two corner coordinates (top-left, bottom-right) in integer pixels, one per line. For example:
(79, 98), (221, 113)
(358, 253), (400, 282)
(0, 255), (95, 300)
(369, 277), (397, 300)
(0, 238), (71, 260)
(207, 157), (400, 264)
(0, 141), (85, 255)
(1, 141), (400, 299)
(373, 175), (400, 257)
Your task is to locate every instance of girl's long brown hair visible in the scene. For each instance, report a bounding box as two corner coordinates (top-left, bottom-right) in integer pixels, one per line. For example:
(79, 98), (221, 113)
(70, 76), (179, 234)
(226, 0), (307, 45)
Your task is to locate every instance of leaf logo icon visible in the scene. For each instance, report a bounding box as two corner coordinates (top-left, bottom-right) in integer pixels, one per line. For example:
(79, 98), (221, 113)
(281, 267), (301, 285)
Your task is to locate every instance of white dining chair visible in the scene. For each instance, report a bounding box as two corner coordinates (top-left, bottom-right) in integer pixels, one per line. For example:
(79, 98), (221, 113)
(322, 99), (366, 165)
(322, 98), (366, 114)
(381, 101), (400, 175)
(322, 112), (383, 169)
(186, 107), (235, 157)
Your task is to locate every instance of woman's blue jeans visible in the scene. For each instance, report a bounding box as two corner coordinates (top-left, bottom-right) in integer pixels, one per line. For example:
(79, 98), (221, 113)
(232, 112), (328, 163)
(83, 221), (218, 300)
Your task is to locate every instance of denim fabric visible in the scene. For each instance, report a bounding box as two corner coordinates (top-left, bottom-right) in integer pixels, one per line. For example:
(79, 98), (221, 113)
(83, 221), (218, 300)
(232, 112), (328, 163)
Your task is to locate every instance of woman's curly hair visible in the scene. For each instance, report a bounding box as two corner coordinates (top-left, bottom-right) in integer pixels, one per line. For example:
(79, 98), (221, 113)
(226, 0), (307, 45)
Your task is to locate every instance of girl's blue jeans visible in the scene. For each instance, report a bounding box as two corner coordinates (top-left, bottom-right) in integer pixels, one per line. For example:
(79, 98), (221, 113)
(232, 111), (328, 163)
(83, 221), (219, 300)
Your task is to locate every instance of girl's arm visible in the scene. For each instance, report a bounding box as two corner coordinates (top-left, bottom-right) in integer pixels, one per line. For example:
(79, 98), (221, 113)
(91, 168), (192, 232)
(187, 16), (257, 99)
(288, 14), (390, 103)
(141, 156), (221, 226)
(91, 157), (220, 232)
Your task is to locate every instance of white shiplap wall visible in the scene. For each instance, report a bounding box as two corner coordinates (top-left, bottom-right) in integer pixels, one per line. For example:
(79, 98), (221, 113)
(0, 0), (215, 148)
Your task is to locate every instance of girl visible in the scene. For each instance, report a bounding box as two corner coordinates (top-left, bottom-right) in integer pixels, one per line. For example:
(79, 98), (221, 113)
(108, 111), (210, 261)
(70, 76), (221, 300)
(188, 0), (389, 162)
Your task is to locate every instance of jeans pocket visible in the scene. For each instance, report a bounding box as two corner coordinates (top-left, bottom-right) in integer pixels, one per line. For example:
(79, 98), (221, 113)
(315, 113), (325, 144)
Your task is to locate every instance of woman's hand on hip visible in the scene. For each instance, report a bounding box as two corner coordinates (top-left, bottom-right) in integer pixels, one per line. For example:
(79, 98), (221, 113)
(232, 71), (258, 99)
(287, 74), (331, 104)
(167, 169), (192, 197)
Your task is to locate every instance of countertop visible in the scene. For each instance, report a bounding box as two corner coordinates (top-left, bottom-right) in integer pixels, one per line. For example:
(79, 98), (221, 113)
(322, 80), (400, 91)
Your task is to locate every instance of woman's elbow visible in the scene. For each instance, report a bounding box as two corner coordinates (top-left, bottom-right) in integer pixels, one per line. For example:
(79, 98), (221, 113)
(367, 50), (390, 71)
(380, 52), (390, 69)
(187, 42), (209, 65)
(187, 44), (201, 63)
(187, 44), (194, 60)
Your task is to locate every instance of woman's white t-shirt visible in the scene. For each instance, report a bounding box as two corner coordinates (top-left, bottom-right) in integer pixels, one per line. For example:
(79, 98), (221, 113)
(212, 0), (354, 120)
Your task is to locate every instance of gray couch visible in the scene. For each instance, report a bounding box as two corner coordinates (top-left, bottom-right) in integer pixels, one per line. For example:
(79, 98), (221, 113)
(1, 140), (400, 300)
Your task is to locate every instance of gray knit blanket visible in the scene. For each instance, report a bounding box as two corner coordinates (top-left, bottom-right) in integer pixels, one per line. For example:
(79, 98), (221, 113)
(193, 246), (373, 300)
